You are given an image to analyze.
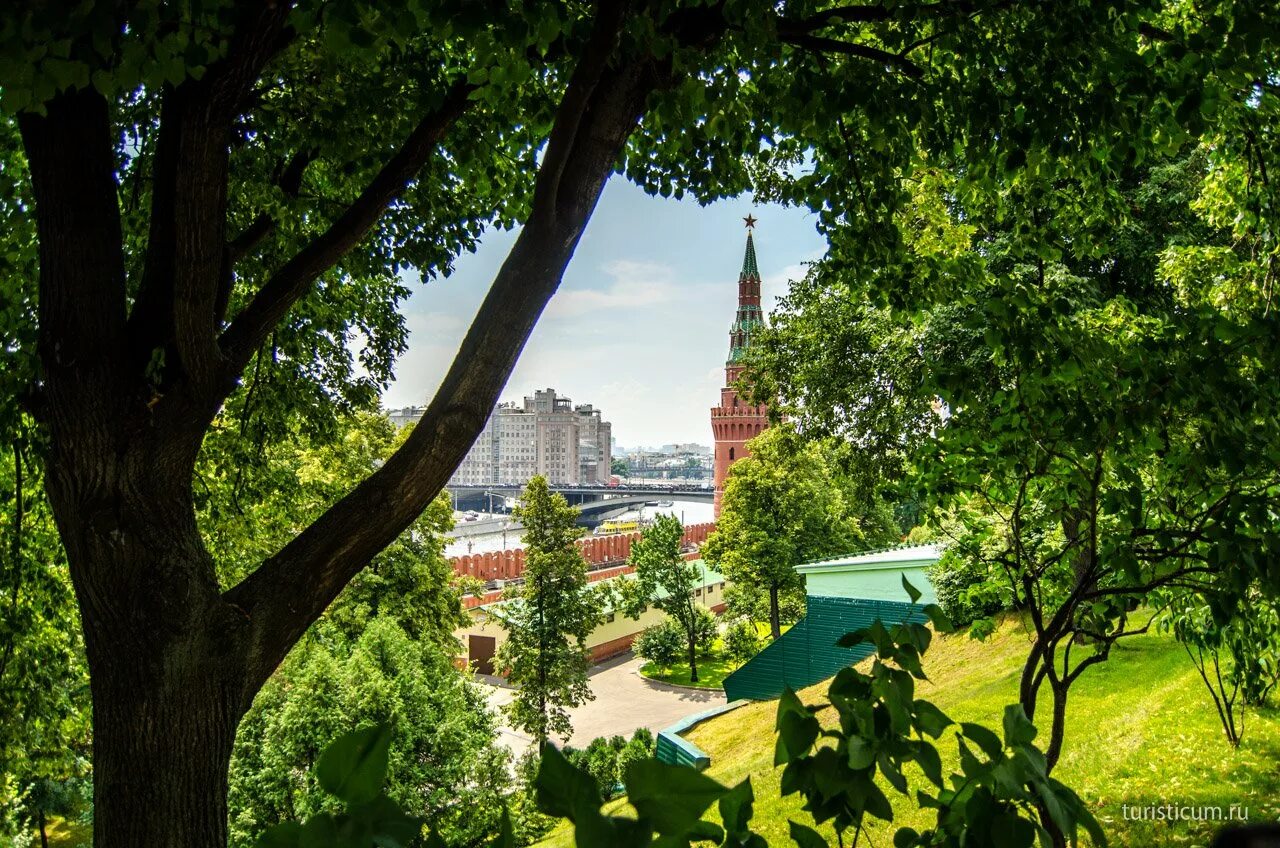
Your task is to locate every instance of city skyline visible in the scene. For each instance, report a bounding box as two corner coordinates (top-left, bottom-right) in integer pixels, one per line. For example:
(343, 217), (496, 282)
(380, 177), (827, 447)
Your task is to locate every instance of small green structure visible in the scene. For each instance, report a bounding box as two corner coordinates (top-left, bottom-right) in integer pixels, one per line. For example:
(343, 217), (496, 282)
(722, 544), (943, 703)
(654, 700), (751, 769)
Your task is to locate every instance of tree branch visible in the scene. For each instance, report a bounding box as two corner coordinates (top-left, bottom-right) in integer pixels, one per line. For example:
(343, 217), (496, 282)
(18, 86), (130, 409)
(226, 147), (316, 264)
(217, 77), (476, 381)
(127, 2), (294, 393)
(224, 3), (667, 696)
(779, 32), (923, 79)
(216, 147), (317, 324)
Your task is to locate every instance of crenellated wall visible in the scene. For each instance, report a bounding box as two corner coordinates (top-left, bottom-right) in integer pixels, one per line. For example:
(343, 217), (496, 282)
(450, 522), (715, 608)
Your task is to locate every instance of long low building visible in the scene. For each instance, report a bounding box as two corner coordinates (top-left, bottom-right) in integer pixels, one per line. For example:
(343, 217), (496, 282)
(456, 560), (726, 674)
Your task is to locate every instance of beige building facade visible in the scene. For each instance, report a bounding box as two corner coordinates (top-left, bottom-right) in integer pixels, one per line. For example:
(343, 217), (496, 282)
(457, 563), (727, 674)
(387, 388), (613, 487)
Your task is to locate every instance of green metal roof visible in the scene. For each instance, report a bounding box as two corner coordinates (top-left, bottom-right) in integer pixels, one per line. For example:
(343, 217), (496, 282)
(740, 231), (759, 278)
(794, 543), (944, 574)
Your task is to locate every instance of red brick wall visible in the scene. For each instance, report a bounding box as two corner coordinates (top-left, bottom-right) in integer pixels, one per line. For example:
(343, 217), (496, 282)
(451, 521), (715, 586)
(589, 633), (639, 663)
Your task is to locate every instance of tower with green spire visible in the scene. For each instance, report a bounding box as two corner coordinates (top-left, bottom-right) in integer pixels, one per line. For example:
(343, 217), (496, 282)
(710, 217), (770, 517)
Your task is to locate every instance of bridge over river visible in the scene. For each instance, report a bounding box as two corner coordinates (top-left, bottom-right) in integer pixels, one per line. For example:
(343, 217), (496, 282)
(445, 483), (714, 517)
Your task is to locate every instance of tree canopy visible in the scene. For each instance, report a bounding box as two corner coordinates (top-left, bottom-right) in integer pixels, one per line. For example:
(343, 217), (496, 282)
(619, 514), (706, 681)
(495, 476), (602, 745)
(704, 426), (869, 638)
(1, 1), (1265, 844)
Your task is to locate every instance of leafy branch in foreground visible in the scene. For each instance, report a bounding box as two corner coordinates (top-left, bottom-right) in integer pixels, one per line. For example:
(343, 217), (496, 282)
(256, 725), (419, 848)
(532, 582), (1105, 848)
(777, 586), (1104, 848)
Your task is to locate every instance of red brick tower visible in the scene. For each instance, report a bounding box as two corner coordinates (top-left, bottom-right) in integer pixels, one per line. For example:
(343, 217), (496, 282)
(711, 217), (769, 517)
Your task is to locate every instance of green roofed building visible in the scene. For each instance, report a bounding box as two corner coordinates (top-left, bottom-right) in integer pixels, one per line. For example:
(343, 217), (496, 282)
(722, 544), (944, 702)
(456, 560), (726, 675)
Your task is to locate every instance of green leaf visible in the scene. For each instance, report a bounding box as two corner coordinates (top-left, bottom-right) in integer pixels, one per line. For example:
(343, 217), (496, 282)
(625, 758), (728, 836)
(488, 808), (514, 848)
(775, 688), (820, 765)
(718, 778), (755, 835)
(316, 725), (392, 805)
(299, 813), (339, 848)
(914, 700), (953, 738)
(350, 796), (420, 848)
(861, 776), (894, 821)
(534, 744), (602, 820)
(960, 722), (1004, 760)
(257, 821), (304, 848)
(789, 820), (828, 848)
(990, 812), (1037, 848)
(847, 736), (876, 769)
(836, 628), (871, 648)
(1001, 704), (1037, 747)
(912, 741), (944, 787)
(902, 575), (922, 604)
(921, 604), (953, 633)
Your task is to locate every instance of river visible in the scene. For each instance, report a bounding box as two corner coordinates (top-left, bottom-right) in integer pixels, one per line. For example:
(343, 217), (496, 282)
(444, 496), (716, 558)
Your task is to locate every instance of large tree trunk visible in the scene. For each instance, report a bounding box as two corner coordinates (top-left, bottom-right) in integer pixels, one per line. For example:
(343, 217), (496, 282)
(48, 448), (252, 848)
(19, 5), (687, 844)
(687, 635), (699, 683)
(93, 657), (241, 848)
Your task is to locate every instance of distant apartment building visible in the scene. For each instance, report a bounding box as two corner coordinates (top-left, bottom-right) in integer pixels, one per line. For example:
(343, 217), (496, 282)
(387, 388), (612, 486)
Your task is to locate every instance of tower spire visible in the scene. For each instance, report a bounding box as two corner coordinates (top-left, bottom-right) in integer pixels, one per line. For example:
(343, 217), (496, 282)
(711, 217), (770, 517)
(741, 231), (759, 278)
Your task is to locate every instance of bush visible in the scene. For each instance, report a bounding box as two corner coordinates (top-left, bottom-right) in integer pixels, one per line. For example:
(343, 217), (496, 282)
(723, 618), (762, 666)
(563, 729), (657, 804)
(511, 749), (556, 845)
(926, 551), (1006, 627)
(693, 606), (719, 655)
(635, 619), (683, 668)
(616, 729), (656, 781)
(583, 737), (619, 799)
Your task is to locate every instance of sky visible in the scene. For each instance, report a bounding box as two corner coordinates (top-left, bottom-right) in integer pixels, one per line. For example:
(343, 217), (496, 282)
(381, 178), (829, 448)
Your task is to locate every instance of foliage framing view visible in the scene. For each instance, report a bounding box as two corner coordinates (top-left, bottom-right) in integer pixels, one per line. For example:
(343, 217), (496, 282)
(2, 1), (1277, 847)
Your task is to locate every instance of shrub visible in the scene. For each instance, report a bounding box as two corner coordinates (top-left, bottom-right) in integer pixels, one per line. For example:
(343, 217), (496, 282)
(926, 550), (1005, 627)
(583, 737), (619, 799)
(723, 618), (762, 666)
(616, 731), (655, 782)
(635, 619), (682, 668)
(693, 606), (719, 655)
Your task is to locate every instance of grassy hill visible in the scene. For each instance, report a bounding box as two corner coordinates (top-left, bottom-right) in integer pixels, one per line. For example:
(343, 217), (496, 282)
(539, 615), (1280, 847)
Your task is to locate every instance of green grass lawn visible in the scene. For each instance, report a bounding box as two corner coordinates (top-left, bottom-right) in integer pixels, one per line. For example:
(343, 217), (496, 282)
(540, 614), (1280, 847)
(638, 623), (788, 689)
(39, 815), (91, 848)
(639, 650), (737, 689)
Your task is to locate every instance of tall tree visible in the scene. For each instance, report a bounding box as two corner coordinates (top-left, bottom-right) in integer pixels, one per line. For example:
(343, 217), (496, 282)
(619, 514), (704, 682)
(495, 476), (601, 746)
(703, 427), (860, 639)
(753, 145), (1280, 799)
(0, 1), (1226, 842)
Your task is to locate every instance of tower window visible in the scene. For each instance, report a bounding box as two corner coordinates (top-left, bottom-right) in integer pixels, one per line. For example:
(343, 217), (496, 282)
(729, 447), (735, 460)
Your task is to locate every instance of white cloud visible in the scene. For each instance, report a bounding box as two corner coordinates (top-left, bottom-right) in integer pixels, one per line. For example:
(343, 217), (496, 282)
(406, 311), (466, 336)
(545, 260), (682, 319)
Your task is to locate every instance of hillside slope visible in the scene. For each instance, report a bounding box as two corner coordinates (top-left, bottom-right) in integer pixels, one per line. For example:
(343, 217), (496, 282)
(541, 615), (1280, 847)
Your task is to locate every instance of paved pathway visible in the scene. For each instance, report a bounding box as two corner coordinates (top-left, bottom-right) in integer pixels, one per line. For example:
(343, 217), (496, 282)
(480, 652), (726, 761)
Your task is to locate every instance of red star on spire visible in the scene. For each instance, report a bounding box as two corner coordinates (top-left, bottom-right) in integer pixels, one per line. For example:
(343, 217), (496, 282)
(743, 214), (757, 229)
